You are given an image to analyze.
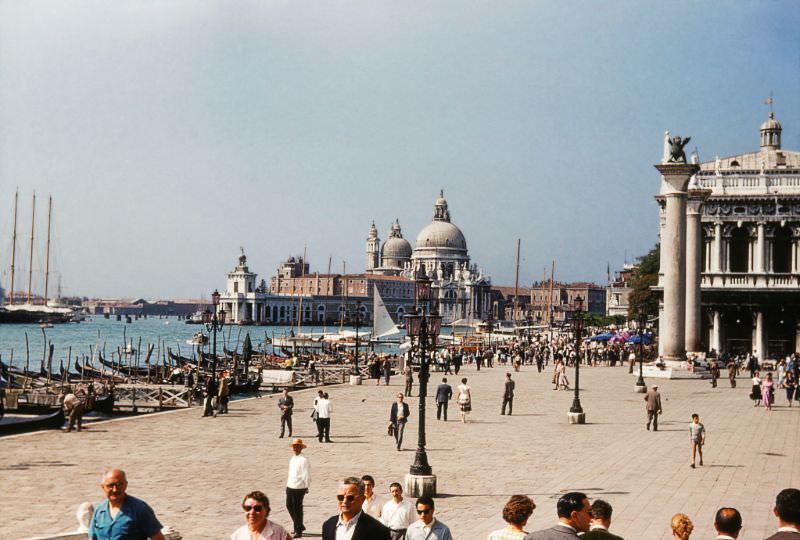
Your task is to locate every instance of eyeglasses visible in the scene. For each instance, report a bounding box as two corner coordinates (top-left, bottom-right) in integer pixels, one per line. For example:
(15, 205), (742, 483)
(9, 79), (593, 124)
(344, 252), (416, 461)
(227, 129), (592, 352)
(417, 508), (432, 515)
(337, 495), (357, 502)
(243, 505), (264, 512)
(102, 482), (124, 490)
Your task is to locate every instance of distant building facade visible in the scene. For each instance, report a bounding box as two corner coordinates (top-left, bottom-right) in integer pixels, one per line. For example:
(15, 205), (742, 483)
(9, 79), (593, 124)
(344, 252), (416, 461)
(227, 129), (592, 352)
(528, 281), (606, 324)
(606, 264), (635, 318)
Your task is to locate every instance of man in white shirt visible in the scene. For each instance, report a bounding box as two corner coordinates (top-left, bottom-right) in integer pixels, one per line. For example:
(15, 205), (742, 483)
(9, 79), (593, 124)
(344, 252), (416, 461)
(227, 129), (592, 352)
(713, 507), (742, 539)
(404, 496), (452, 540)
(286, 438), (310, 538)
(315, 392), (333, 443)
(380, 482), (416, 540)
(361, 475), (384, 519)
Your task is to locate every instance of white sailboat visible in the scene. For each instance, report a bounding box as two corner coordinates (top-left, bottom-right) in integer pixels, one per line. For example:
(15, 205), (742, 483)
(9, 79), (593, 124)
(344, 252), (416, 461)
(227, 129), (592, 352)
(372, 285), (400, 340)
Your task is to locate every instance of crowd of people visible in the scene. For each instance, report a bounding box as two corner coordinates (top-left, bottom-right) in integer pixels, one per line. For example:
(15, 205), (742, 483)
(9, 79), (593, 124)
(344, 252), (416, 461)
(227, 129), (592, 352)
(83, 468), (800, 540)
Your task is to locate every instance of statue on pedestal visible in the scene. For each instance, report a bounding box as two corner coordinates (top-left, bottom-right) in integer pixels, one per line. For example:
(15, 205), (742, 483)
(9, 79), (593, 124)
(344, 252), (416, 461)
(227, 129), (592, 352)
(666, 135), (692, 164)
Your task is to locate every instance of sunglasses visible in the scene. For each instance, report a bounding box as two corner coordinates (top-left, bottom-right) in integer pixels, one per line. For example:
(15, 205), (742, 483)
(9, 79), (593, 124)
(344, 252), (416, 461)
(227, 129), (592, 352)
(103, 483), (124, 490)
(417, 508), (432, 515)
(337, 494), (357, 502)
(243, 505), (265, 513)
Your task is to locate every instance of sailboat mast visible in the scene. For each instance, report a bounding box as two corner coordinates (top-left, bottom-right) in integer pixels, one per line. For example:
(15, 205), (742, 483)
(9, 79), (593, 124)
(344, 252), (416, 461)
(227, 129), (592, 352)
(27, 192), (36, 305)
(9, 191), (18, 305)
(44, 196), (52, 305)
(513, 238), (520, 323)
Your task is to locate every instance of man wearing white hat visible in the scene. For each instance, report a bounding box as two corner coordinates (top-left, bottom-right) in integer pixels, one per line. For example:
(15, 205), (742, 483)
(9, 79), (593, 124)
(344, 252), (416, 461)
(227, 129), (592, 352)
(644, 384), (662, 431)
(286, 438), (310, 537)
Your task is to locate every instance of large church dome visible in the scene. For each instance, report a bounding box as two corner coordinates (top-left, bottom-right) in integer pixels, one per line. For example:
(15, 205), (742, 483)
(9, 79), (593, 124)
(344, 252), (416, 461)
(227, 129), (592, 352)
(414, 191), (468, 252)
(416, 221), (467, 250)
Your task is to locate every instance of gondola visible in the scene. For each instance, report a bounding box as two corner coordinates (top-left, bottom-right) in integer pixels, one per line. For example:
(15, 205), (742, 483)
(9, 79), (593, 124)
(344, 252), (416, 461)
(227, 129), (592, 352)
(73, 360), (125, 383)
(98, 354), (152, 376)
(89, 393), (114, 415)
(168, 350), (194, 364)
(0, 408), (65, 436)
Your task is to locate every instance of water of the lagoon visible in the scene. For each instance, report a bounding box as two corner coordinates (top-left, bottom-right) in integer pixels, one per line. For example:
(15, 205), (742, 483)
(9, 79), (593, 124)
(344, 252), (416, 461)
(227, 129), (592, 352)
(0, 317), (398, 371)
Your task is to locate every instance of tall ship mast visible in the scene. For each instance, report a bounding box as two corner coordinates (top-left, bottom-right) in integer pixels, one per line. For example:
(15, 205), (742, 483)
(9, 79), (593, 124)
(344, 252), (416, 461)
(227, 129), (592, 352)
(0, 194), (74, 324)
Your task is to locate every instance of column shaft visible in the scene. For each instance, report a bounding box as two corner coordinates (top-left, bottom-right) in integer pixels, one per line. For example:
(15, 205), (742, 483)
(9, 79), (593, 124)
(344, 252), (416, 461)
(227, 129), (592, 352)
(662, 193), (687, 359)
(654, 163), (698, 363)
(685, 189), (710, 353)
(756, 223), (766, 273)
(712, 222), (723, 272)
(711, 310), (722, 354)
(755, 311), (766, 361)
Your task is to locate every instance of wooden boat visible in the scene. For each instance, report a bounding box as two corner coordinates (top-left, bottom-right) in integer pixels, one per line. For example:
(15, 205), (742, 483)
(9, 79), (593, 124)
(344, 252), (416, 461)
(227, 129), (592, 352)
(0, 408), (65, 436)
(98, 354), (152, 376)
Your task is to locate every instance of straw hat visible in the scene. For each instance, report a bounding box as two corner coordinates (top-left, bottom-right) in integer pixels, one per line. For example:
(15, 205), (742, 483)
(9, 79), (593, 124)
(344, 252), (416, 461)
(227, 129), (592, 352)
(290, 438), (307, 449)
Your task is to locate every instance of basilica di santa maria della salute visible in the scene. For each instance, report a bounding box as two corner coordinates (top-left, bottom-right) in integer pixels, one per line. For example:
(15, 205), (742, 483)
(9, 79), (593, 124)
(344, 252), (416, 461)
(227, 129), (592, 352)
(217, 191), (493, 325)
(365, 191), (493, 323)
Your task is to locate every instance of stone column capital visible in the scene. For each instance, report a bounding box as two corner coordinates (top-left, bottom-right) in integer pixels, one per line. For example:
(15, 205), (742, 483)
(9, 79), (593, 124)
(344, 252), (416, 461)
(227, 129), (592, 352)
(687, 188), (712, 215)
(655, 163), (701, 195)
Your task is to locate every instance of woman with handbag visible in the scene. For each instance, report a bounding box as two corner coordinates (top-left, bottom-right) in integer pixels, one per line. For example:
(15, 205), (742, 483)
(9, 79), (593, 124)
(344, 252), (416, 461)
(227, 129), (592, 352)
(456, 377), (472, 423)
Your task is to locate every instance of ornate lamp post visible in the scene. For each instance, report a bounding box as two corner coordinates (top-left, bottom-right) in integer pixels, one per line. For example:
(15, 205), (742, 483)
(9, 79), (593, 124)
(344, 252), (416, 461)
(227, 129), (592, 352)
(635, 304), (648, 392)
(202, 289), (227, 380)
(351, 300), (364, 382)
(404, 268), (441, 497)
(568, 296), (586, 424)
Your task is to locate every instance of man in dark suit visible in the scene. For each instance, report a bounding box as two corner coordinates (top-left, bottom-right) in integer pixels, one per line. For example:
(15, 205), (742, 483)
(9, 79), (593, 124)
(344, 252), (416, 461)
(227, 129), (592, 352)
(644, 384), (662, 431)
(713, 507), (742, 539)
(389, 393), (411, 451)
(582, 499), (623, 540)
(322, 476), (391, 540)
(524, 491), (591, 539)
(502, 372), (516, 415)
(435, 377), (452, 421)
(278, 388), (294, 438)
(765, 488), (800, 540)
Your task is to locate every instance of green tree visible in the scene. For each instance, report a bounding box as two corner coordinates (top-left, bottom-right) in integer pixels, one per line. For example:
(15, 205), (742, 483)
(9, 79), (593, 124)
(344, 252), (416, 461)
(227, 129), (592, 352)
(628, 244), (660, 319)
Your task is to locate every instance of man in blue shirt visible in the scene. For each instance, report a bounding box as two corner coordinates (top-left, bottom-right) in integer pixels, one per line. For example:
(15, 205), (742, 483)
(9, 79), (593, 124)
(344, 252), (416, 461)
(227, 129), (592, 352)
(89, 469), (165, 540)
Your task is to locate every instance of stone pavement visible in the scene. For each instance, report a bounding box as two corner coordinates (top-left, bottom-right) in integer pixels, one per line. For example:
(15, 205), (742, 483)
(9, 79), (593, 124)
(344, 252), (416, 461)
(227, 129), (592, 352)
(2, 363), (799, 539)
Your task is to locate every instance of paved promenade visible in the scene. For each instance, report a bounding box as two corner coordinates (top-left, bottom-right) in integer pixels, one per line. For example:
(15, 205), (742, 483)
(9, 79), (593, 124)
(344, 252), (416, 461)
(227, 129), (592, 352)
(2, 363), (799, 539)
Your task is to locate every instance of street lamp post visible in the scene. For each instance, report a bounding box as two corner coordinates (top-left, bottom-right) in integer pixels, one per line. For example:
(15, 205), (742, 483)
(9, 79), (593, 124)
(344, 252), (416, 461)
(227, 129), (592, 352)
(635, 305), (648, 392)
(351, 300), (363, 383)
(568, 296), (586, 424)
(404, 268), (441, 497)
(202, 289), (227, 380)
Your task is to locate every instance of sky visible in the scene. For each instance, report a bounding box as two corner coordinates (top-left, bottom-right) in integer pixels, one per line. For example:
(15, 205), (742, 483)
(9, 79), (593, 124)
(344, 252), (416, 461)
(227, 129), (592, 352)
(0, 1), (798, 299)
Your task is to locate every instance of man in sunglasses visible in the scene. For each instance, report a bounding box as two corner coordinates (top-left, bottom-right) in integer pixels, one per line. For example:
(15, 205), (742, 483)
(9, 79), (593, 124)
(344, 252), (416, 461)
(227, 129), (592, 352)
(404, 496), (452, 540)
(322, 476), (390, 540)
(88, 469), (165, 540)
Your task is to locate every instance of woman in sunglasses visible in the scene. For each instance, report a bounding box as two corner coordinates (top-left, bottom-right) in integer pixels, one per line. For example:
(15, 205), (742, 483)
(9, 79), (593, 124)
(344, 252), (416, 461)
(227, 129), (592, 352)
(231, 491), (292, 540)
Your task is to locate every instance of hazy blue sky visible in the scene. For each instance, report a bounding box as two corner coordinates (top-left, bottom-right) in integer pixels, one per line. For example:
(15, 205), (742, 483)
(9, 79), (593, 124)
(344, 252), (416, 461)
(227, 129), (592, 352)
(0, 1), (798, 299)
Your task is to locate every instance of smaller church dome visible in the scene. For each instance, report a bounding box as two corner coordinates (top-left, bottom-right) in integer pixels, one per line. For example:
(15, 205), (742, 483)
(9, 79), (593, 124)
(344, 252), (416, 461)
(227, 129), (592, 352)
(381, 219), (412, 261)
(761, 112), (782, 131)
(382, 237), (412, 260)
(760, 112), (782, 149)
